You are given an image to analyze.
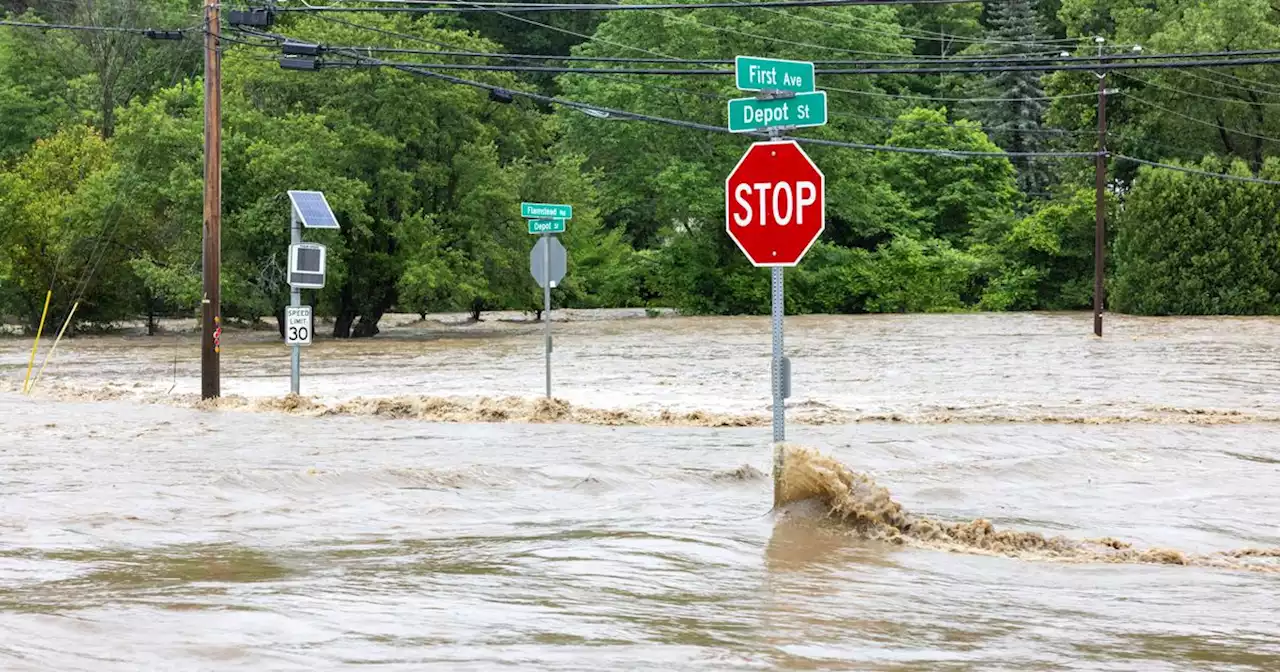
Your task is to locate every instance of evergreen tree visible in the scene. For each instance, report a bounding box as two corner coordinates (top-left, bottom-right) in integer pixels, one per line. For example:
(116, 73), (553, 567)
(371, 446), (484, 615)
(982, 0), (1054, 199)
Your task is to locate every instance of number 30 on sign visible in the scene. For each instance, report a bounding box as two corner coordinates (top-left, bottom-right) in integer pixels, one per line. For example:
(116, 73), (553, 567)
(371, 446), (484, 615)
(285, 306), (312, 346)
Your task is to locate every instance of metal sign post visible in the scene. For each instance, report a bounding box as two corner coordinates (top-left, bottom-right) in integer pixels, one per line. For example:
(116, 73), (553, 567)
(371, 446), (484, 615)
(543, 232), (552, 398)
(529, 233), (568, 399)
(771, 266), (785, 442)
(523, 203), (571, 399)
(284, 190), (339, 396)
(290, 210), (301, 394)
(767, 129), (787, 443)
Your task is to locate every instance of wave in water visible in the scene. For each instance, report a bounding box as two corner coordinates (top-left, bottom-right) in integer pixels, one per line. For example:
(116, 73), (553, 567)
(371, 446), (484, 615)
(17, 382), (1280, 427)
(772, 444), (1279, 574)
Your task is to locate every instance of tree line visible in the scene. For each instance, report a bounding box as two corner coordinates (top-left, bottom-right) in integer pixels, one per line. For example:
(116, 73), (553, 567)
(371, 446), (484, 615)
(2, 0), (1280, 337)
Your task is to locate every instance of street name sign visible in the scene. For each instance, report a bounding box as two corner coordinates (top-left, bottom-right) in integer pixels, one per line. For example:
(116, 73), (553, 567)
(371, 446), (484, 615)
(735, 56), (815, 93)
(285, 305), (312, 346)
(528, 218), (566, 234)
(521, 202), (573, 220)
(727, 91), (827, 134)
(725, 140), (825, 267)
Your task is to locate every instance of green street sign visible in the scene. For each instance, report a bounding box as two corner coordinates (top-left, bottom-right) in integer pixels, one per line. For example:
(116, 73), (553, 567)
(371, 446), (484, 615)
(528, 218), (566, 234)
(727, 91), (827, 133)
(735, 56), (815, 93)
(521, 202), (573, 219)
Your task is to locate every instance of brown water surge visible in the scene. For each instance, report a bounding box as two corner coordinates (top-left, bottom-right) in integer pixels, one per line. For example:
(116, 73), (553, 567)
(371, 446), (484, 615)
(773, 444), (1279, 573)
(4, 313), (1280, 669)
(1, 395), (1279, 669)
(7, 312), (1280, 423)
(15, 381), (1280, 428)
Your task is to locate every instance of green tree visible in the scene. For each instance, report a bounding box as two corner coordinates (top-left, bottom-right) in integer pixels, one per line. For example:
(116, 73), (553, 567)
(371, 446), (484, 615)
(0, 124), (137, 330)
(861, 237), (982, 313)
(880, 107), (1019, 246)
(1111, 157), (1280, 315)
(0, 16), (73, 159)
(979, 0), (1054, 197)
(979, 187), (1102, 310)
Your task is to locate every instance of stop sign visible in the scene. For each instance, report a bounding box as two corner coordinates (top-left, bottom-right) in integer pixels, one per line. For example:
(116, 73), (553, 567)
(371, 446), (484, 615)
(725, 140), (825, 267)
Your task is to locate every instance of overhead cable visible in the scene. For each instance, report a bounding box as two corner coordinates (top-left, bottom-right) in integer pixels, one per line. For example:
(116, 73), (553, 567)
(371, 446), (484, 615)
(1125, 95), (1280, 144)
(0, 19), (188, 37)
(325, 48), (1096, 159)
(1118, 156), (1280, 185)
(260, 44), (1280, 67)
(276, 0), (986, 13)
(1115, 71), (1280, 107)
(317, 56), (1280, 76)
(771, 2), (1090, 49)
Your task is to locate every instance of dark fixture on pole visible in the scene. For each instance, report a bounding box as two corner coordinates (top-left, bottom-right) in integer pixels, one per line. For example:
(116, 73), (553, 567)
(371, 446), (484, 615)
(282, 41), (322, 57)
(280, 57), (321, 71)
(227, 8), (274, 27)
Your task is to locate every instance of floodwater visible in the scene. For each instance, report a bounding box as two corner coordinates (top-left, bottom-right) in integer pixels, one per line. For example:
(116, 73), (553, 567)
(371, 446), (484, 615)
(1, 311), (1278, 670)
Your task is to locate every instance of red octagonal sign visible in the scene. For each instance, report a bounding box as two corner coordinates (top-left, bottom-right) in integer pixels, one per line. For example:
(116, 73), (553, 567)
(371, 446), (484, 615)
(725, 140), (825, 267)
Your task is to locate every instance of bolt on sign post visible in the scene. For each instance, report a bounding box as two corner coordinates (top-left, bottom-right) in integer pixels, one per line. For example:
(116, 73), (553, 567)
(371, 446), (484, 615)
(285, 190), (339, 395)
(726, 56), (827, 497)
(521, 202), (571, 398)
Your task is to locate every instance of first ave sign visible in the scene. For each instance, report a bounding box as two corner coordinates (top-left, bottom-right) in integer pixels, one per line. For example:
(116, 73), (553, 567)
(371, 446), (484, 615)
(725, 140), (825, 267)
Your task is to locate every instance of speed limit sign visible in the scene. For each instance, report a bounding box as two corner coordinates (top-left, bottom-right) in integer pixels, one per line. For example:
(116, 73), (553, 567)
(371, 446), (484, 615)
(285, 306), (312, 346)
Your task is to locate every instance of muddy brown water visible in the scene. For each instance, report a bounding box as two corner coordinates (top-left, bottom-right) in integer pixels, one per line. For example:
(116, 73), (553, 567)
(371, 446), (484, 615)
(1, 311), (1278, 670)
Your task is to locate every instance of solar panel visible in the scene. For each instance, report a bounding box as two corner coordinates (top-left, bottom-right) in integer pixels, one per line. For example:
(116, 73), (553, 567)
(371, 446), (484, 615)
(287, 190), (340, 229)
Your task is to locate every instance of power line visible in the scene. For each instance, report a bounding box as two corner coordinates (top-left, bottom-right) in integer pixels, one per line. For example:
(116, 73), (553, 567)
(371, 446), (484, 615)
(652, 6), (940, 59)
(317, 55), (1280, 76)
(276, 0), (984, 13)
(249, 43), (1280, 67)
(303, 15), (462, 50)
(1195, 68), (1280, 96)
(354, 0), (925, 61)
(332, 0), (1070, 64)
(1166, 67), (1280, 98)
(244, 16), (1280, 182)
(1125, 94), (1280, 144)
(1115, 71), (1280, 108)
(325, 7), (681, 60)
(0, 19), (189, 37)
(743, 0), (1087, 50)
(325, 47), (1094, 158)
(833, 48), (1280, 67)
(1118, 155), (1280, 186)
(238, 18), (1105, 103)
(816, 56), (1280, 76)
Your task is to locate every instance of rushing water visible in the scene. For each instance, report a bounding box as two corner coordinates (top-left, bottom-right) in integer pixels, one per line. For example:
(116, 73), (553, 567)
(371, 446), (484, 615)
(0, 312), (1277, 670)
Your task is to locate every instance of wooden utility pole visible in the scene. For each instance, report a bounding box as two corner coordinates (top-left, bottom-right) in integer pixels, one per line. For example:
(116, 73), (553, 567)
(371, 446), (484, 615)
(1093, 39), (1107, 338)
(201, 0), (222, 398)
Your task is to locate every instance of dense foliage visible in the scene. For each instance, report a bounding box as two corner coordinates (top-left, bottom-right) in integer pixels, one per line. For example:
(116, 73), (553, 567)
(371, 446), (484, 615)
(1, 0), (1279, 335)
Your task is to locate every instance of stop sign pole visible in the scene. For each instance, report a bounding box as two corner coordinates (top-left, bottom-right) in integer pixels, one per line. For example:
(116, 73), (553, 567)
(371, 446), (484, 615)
(726, 58), (827, 450)
(767, 131), (788, 448)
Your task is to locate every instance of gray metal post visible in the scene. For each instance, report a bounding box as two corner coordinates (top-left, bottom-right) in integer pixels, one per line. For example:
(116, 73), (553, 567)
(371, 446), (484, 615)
(766, 125), (786, 444)
(771, 266), (785, 443)
(290, 211), (301, 395)
(543, 232), (552, 399)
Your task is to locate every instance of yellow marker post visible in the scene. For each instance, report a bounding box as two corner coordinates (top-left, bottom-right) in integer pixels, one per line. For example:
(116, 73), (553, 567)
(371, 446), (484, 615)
(28, 301), (79, 395)
(22, 290), (52, 394)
